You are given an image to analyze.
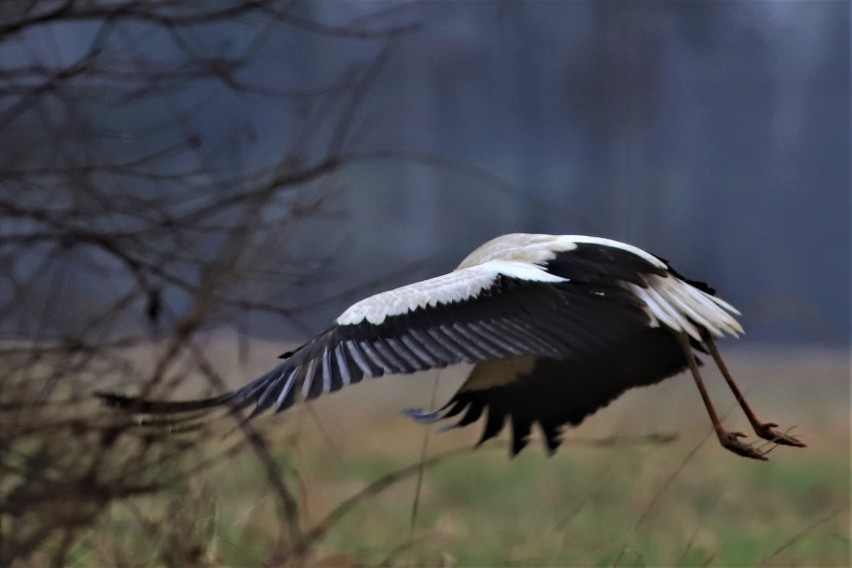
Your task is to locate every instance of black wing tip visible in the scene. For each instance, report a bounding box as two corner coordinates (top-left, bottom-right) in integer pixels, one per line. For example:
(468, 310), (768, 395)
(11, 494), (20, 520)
(94, 390), (138, 409)
(403, 401), (558, 458)
(93, 390), (238, 414)
(400, 407), (443, 424)
(543, 433), (564, 456)
(509, 422), (564, 457)
(510, 436), (529, 458)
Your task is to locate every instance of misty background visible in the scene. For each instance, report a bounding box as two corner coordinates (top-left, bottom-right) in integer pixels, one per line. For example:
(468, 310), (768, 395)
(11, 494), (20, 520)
(2, 1), (849, 346)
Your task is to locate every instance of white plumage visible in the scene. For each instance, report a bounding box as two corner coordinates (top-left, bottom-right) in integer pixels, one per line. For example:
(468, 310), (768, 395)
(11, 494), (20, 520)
(629, 274), (743, 339)
(339, 234), (740, 340)
(337, 259), (567, 325)
(100, 233), (805, 459)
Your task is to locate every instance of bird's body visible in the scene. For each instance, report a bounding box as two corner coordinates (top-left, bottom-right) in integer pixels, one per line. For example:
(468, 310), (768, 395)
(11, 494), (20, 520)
(101, 234), (805, 458)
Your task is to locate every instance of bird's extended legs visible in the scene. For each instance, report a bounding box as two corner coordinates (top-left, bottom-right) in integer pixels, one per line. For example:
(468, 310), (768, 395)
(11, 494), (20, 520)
(700, 329), (806, 448)
(677, 333), (767, 460)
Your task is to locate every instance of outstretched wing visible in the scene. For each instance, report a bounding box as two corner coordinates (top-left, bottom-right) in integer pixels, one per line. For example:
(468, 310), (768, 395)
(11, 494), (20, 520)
(99, 257), (655, 418)
(405, 326), (693, 456)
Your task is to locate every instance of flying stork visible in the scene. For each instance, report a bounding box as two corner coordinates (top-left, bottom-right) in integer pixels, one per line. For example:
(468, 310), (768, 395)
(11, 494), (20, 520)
(100, 234), (805, 459)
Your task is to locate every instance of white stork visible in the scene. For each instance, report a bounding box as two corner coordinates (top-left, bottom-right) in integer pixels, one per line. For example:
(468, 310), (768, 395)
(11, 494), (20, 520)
(100, 234), (805, 459)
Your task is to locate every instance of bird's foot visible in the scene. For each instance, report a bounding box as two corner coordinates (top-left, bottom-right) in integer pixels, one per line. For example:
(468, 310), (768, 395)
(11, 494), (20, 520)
(718, 430), (769, 461)
(753, 422), (807, 447)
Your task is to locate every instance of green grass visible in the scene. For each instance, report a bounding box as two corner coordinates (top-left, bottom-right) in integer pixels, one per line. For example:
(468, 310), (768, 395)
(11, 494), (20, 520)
(23, 348), (852, 566)
(76, 439), (846, 567)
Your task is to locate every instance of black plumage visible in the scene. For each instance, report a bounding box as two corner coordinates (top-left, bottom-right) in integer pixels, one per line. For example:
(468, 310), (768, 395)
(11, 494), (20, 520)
(407, 327), (693, 455)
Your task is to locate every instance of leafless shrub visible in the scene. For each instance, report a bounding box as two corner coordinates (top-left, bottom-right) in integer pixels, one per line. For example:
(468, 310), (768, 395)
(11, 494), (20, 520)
(0, 1), (417, 564)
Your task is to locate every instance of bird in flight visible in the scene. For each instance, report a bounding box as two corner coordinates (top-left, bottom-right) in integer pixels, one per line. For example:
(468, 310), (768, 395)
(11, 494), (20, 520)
(99, 234), (805, 459)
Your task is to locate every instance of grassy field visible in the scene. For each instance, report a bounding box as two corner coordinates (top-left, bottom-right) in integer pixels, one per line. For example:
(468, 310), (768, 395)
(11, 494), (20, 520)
(27, 345), (851, 567)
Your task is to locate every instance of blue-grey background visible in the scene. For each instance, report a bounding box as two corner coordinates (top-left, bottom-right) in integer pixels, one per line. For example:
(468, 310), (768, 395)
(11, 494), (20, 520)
(263, 1), (850, 345)
(3, 1), (849, 346)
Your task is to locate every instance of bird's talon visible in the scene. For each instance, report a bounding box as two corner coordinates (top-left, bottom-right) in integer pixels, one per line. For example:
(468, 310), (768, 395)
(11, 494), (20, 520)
(755, 422), (807, 447)
(719, 431), (769, 461)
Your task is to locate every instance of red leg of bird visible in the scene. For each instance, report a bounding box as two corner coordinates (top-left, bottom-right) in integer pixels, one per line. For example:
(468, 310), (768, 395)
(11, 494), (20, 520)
(677, 333), (767, 460)
(700, 330), (806, 448)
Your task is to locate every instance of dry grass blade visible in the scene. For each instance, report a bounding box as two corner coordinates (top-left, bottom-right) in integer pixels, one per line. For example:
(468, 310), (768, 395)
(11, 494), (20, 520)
(285, 446), (475, 562)
(757, 506), (849, 566)
(276, 432), (679, 564)
(612, 426), (715, 567)
(406, 371), (442, 566)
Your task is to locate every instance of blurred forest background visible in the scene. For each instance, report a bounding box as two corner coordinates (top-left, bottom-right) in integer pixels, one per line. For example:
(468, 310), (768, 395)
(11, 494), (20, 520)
(1, 1), (848, 566)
